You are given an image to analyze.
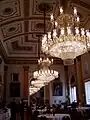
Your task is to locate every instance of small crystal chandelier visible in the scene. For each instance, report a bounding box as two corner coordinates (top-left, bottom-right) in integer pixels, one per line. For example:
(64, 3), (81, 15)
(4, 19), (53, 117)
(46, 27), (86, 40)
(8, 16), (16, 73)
(31, 80), (45, 88)
(29, 86), (40, 95)
(33, 4), (58, 83)
(33, 57), (58, 84)
(42, 5), (90, 65)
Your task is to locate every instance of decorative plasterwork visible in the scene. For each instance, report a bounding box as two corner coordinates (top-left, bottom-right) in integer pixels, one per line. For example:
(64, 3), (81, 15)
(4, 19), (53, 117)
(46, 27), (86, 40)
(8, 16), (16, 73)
(0, 0), (89, 64)
(29, 0), (57, 17)
(0, 0), (21, 22)
(5, 37), (39, 57)
(1, 22), (22, 39)
(25, 34), (40, 43)
(29, 19), (50, 32)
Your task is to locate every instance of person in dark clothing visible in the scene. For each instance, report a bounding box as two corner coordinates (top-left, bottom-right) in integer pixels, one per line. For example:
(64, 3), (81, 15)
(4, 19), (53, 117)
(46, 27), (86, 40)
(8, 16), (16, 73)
(72, 101), (77, 108)
(9, 99), (17, 120)
(19, 99), (24, 120)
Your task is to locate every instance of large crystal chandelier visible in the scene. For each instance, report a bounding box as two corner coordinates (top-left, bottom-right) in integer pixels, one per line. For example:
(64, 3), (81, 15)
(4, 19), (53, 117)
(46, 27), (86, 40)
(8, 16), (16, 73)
(42, 6), (90, 65)
(29, 86), (40, 95)
(33, 57), (58, 84)
(31, 79), (45, 87)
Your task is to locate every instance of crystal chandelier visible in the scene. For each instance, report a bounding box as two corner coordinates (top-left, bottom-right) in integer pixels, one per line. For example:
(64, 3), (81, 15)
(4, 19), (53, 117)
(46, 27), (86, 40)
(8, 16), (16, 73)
(32, 4), (58, 83)
(29, 86), (40, 95)
(42, 6), (90, 65)
(33, 57), (58, 84)
(31, 79), (45, 87)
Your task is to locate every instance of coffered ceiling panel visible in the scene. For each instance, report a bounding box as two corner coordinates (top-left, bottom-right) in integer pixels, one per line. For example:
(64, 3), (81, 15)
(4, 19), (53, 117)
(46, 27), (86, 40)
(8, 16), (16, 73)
(0, 0), (23, 24)
(29, 19), (50, 33)
(0, 0), (90, 64)
(0, 21), (24, 40)
(29, 0), (57, 17)
(27, 34), (40, 42)
(5, 37), (38, 57)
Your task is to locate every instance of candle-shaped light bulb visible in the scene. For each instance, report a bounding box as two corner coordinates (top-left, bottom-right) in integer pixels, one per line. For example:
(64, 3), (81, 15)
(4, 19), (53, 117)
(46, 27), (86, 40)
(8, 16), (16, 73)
(81, 28), (85, 36)
(75, 27), (79, 34)
(74, 7), (77, 15)
(67, 27), (71, 34)
(48, 69), (50, 74)
(48, 32), (51, 39)
(40, 58), (42, 61)
(51, 70), (53, 74)
(55, 21), (58, 27)
(86, 30), (90, 37)
(46, 47), (48, 51)
(50, 13), (54, 20)
(47, 57), (49, 61)
(76, 16), (79, 22)
(61, 28), (64, 35)
(60, 7), (63, 14)
(51, 59), (53, 63)
(53, 29), (57, 38)
(38, 59), (40, 63)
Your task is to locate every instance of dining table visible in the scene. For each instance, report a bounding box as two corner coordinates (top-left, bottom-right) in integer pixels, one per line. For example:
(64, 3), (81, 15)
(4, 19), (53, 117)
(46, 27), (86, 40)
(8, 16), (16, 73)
(38, 113), (71, 120)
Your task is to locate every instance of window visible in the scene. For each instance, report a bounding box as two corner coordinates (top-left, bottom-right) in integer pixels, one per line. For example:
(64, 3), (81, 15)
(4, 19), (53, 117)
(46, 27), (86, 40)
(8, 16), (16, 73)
(85, 81), (90, 104)
(11, 73), (19, 82)
(70, 86), (77, 103)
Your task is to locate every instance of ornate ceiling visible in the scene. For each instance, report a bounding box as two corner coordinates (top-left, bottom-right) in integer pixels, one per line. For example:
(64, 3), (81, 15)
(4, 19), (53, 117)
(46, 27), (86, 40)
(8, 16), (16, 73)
(0, 0), (90, 64)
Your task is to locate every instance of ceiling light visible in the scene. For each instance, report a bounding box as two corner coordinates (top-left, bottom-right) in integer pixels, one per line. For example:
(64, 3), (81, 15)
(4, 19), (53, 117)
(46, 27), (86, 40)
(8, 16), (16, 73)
(42, 6), (90, 65)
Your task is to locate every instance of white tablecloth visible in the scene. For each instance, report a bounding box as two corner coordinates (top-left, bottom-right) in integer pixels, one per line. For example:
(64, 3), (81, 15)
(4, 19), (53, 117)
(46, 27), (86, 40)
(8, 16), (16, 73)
(38, 114), (70, 120)
(77, 107), (90, 110)
(32, 109), (47, 114)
